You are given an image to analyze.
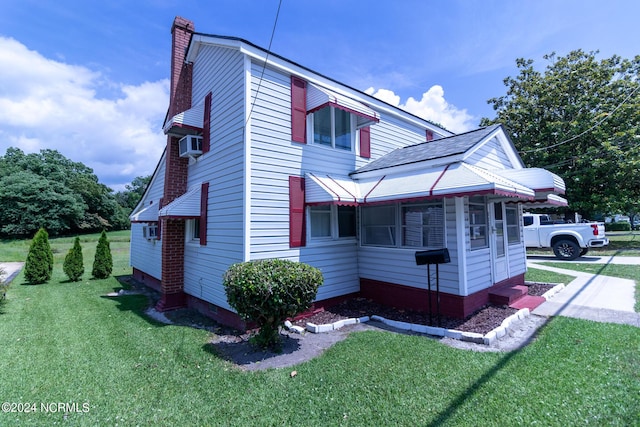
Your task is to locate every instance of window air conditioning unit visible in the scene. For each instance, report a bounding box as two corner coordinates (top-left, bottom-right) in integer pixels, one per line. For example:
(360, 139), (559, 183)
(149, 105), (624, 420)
(143, 224), (159, 240)
(179, 135), (203, 158)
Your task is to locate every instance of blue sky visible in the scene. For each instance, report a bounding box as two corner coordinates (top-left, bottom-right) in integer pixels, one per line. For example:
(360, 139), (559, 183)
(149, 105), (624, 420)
(1, 0), (638, 190)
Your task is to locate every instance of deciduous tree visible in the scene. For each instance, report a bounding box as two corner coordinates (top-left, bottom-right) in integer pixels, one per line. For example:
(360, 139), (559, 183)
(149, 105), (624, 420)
(482, 50), (640, 220)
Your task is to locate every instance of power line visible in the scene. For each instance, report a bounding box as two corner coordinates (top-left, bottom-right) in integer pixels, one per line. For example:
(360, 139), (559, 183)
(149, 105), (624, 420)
(520, 83), (640, 154)
(245, 0), (283, 127)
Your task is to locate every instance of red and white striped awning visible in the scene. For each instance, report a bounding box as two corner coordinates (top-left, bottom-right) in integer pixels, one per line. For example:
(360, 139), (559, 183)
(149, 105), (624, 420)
(306, 83), (380, 128)
(306, 162), (538, 205)
(305, 173), (358, 205)
(356, 163), (535, 204)
(494, 168), (565, 195)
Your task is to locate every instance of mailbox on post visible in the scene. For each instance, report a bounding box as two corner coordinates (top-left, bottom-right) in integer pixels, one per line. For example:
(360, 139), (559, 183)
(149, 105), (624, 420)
(415, 248), (450, 265)
(415, 248), (450, 327)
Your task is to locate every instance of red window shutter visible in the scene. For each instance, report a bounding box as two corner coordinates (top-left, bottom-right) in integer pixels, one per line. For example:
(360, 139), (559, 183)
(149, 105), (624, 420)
(157, 197), (164, 240)
(289, 176), (306, 247)
(199, 182), (209, 245)
(291, 76), (307, 143)
(426, 129), (434, 142)
(359, 126), (371, 158)
(203, 92), (212, 153)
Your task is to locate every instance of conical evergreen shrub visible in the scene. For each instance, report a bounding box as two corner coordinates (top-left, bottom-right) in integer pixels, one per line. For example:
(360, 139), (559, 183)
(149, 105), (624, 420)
(92, 230), (113, 279)
(63, 237), (84, 282)
(24, 228), (54, 284)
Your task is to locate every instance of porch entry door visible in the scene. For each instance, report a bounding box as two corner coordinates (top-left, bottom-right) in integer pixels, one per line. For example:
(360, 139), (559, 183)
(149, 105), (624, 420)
(490, 201), (509, 283)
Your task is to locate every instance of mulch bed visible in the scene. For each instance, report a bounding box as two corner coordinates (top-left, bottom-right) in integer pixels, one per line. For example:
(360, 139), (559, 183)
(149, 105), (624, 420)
(294, 283), (554, 335)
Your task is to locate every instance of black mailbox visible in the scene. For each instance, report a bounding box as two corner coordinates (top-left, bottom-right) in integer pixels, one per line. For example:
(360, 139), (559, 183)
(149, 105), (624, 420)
(415, 248), (450, 265)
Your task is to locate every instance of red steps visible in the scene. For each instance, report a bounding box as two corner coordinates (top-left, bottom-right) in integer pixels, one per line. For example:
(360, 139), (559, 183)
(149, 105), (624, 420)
(489, 285), (546, 311)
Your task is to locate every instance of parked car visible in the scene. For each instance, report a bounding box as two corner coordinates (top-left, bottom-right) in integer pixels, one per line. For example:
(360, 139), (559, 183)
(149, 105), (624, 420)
(523, 213), (609, 260)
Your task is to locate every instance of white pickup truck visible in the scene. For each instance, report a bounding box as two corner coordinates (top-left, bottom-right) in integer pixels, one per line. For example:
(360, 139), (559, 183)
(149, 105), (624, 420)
(523, 213), (609, 260)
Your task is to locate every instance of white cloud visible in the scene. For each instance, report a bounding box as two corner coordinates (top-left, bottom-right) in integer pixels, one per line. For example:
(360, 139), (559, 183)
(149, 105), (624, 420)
(0, 37), (168, 191)
(365, 85), (476, 133)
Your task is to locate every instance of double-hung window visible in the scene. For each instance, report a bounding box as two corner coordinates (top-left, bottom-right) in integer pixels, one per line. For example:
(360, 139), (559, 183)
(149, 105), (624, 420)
(309, 106), (354, 151)
(309, 205), (356, 241)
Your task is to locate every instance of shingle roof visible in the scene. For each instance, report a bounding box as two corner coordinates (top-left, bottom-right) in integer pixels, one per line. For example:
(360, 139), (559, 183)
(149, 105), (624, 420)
(352, 124), (502, 175)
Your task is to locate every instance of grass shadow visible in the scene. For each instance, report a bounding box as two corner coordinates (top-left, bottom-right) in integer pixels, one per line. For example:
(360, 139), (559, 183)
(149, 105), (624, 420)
(427, 317), (554, 426)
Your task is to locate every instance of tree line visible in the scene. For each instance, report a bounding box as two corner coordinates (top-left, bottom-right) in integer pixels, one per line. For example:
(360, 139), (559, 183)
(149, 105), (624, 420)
(0, 147), (150, 237)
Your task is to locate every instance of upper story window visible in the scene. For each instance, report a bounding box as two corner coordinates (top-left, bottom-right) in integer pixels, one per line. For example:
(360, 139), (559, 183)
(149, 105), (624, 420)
(309, 106), (354, 151)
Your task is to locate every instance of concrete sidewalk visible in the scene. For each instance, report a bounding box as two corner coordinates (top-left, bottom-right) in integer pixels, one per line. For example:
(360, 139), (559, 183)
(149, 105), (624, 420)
(528, 257), (640, 327)
(0, 262), (25, 285)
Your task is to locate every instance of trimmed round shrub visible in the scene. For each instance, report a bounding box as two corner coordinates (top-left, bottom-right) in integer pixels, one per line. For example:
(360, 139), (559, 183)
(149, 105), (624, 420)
(223, 259), (323, 350)
(92, 230), (113, 279)
(63, 236), (84, 282)
(24, 228), (53, 284)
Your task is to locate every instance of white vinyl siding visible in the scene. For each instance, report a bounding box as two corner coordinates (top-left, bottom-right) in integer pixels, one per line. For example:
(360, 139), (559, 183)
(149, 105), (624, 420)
(130, 222), (162, 280)
(246, 62), (432, 301)
(129, 154), (166, 281)
(465, 136), (514, 170)
(182, 45), (247, 310)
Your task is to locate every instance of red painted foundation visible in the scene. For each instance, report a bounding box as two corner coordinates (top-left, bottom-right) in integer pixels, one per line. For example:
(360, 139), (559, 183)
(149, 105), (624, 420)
(360, 274), (526, 319)
(132, 268), (161, 292)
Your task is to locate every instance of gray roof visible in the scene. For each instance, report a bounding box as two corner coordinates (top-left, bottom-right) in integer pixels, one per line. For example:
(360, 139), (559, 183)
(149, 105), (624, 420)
(352, 124), (503, 175)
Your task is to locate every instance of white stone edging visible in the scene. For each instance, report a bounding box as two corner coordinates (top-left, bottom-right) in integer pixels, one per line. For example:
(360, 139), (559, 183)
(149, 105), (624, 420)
(293, 283), (567, 345)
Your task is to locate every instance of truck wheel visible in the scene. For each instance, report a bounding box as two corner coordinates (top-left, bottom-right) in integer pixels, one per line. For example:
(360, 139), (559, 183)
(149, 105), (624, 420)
(553, 240), (580, 260)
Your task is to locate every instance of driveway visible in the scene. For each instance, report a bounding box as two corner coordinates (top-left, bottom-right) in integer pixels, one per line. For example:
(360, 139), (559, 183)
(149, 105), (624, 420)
(527, 256), (640, 327)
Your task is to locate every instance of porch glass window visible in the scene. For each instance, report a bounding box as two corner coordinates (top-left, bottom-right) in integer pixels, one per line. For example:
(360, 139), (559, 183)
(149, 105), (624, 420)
(506, 205), (520, 244)
(469, 196), (488, 250)
(311, 106), (353, 151)
(401, 202), (444, 248)
(361, 201), (444, 248)
(361, 205), (396, 246)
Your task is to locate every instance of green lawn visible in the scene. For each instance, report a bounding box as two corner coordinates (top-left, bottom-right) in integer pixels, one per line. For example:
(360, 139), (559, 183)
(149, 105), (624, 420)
(1, 233), (639, 425)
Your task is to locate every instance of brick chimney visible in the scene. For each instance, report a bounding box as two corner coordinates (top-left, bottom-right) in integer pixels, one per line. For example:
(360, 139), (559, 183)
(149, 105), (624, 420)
(157, 16), (195, 312)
